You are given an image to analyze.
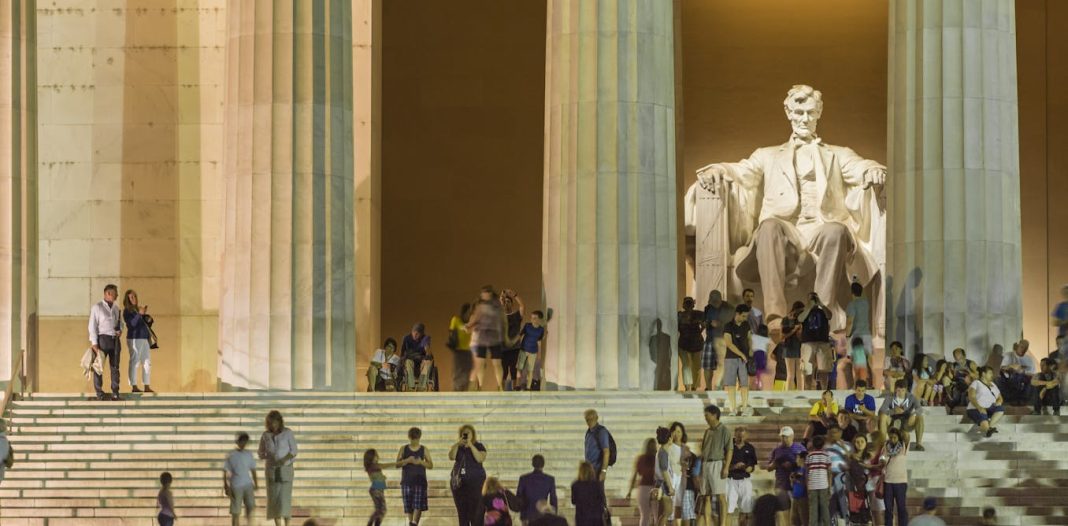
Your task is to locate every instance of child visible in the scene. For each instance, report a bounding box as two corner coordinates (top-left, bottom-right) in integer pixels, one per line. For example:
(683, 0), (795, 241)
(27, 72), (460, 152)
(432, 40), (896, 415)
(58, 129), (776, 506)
(850, 336), (871, 386)
(805, 436), (831, 526)
(751, 324), (770, 390)
(364, 449), (398, 526)
(368, 338), (400, 392)
(790, 453), (809, 526)
(771, 335), (789, 391)
(158, 471), (176, 526)
(397, 427), (433, 525)
(516, 310), (547, 391)
(223, 432), (259, 526)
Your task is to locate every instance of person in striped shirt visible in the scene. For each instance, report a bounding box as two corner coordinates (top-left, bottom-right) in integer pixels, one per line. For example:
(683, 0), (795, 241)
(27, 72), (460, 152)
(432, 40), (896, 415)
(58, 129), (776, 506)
(805, 435), (831, 526)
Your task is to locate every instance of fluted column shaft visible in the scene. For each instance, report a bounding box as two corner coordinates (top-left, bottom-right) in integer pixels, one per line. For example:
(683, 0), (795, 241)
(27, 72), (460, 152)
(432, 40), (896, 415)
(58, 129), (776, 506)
(0, 0), (36, 388)
(543, 0), (678, 389)
(887, 0), (1022, 362)
(220, 0), (355, 390)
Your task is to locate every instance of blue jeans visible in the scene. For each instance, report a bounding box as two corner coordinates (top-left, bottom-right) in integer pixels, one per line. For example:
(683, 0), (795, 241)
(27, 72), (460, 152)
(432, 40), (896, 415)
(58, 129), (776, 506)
(882, 482), (908, 526)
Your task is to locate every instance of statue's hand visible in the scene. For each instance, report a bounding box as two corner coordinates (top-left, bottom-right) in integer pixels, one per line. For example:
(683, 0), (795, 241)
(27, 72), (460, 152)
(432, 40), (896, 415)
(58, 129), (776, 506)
(864, 166), (887, 189)
(696, 164), (730, 193)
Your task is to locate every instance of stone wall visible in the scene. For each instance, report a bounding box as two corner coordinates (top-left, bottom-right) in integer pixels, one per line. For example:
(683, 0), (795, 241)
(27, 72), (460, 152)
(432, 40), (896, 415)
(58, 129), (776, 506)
(36, 0), (224, 391)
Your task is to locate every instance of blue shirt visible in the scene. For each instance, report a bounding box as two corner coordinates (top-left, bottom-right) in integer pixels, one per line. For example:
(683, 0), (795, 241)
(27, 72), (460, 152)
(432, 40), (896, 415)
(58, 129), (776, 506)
(520, 323), (546, 354)
(401, 334), (431, 361)
(1054, 302), (1068, 337)
(516, 470), (557, 520)
(845, 394), (876, 414)
(584, 424), (610, 471)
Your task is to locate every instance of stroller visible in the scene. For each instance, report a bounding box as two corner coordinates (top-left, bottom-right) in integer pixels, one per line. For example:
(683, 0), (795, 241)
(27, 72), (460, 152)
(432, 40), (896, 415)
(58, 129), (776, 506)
(842, 466), (873, 525)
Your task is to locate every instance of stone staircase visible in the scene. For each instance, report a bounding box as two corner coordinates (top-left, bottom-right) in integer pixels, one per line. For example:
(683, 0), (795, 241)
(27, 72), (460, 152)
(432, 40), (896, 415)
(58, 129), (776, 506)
(0, 391), (1064, 525)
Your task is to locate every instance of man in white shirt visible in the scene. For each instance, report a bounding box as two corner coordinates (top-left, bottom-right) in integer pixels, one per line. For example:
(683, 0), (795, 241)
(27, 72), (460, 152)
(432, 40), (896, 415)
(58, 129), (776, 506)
(88, 284), (123, 401)
(1000, 340), (1037, 404)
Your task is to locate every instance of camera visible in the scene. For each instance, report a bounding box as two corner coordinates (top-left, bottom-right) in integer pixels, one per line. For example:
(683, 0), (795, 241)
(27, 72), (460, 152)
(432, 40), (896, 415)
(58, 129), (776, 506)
(462, 432), (469, 440)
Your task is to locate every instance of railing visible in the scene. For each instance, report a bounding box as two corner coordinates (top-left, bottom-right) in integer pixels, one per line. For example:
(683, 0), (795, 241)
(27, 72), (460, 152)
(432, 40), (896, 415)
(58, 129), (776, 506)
(0, 349), (27, 424)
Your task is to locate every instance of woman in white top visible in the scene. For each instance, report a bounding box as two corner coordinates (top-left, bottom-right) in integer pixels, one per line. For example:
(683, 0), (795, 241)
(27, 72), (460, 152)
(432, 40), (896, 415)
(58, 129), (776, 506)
(259, 410), (298, 526)
(667, 422), (686, 524)
(967, 366), (1005, 438)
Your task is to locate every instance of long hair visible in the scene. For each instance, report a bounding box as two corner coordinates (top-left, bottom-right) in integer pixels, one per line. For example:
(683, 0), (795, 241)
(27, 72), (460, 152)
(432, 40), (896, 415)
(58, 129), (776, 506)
(641, 437), (657, 458)
(482, 476), (504, 496)
(266, 410), (284, 430)
(669, 421), (688, 443)
(362, 449), (378, 472)
(577, 461), (596, 482)
(123, 289), (138, 312)
(460, 303), (473, 323)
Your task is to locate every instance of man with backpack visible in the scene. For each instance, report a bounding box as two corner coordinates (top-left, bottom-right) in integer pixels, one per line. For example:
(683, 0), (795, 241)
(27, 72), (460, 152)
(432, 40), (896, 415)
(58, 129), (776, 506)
(800, 292), (834, 390)
(583, 409), (616, 482)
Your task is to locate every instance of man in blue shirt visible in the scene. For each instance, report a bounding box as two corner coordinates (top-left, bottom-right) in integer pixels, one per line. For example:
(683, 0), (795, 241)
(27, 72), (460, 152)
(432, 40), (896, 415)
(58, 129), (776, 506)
(843, 380), (876, 434)
(583, 409), (611, 482)
(517, 454), (558, 522)
(401, 323), (433, 391)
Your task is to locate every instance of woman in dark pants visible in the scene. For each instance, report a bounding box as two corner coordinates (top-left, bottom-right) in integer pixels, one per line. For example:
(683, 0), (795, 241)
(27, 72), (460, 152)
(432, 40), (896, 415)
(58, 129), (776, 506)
(449, 424), (488, 525)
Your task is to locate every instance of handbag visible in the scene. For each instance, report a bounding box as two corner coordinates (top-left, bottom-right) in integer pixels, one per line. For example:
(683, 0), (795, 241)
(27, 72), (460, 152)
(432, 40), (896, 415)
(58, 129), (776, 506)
(145, 314), (159, 349)
(450, 453), (467, 491)
(746, 358), (757, 377)
(446, 328), (459, 351)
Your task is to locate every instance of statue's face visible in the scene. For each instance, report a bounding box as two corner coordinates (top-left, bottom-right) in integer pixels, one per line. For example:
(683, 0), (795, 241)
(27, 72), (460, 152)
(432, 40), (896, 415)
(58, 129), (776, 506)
(786, 98), (821, 140)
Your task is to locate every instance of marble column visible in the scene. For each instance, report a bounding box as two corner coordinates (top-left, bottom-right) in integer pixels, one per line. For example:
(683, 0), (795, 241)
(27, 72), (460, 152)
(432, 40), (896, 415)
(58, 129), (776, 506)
(0, 0), (36, 389)
(219, 0), (356, 390)
(543, 0), (678, 390)
(886, 0), (1022, 363)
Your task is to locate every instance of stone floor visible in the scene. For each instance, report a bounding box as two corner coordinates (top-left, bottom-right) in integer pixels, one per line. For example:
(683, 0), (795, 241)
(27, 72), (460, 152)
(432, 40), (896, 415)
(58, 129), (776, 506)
(0, 391), (1065, 525)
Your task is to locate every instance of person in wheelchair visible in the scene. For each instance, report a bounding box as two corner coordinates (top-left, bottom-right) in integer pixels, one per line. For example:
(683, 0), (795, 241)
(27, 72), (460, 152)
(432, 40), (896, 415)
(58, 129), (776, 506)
(401, 323), (436, 391)
(934, 348), (978, 413)
(368, 338), (401, 392)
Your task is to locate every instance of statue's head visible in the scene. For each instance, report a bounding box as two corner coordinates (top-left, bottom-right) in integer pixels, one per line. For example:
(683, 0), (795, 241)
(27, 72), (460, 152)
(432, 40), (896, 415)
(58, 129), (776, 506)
(783, 84), (823, 140)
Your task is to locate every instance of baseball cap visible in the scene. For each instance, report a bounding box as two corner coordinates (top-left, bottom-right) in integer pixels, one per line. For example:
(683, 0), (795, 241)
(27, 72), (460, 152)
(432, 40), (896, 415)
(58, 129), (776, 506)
(922, 497), (938, 511)
(779, 426), (794, 437)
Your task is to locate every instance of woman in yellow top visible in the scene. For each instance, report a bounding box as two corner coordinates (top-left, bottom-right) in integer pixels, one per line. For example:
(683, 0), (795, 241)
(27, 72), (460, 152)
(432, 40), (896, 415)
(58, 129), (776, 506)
(448, 304), (474, 391)
(805, 389), (840, 441)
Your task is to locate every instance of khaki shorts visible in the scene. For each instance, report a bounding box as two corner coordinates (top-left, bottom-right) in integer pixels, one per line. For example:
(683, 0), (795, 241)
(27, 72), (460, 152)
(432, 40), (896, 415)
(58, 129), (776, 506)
(229, 485), (255, 515)
(802, 342), (834, 373)
(516, 351), (538, 374)
(700, 459), (726, 496)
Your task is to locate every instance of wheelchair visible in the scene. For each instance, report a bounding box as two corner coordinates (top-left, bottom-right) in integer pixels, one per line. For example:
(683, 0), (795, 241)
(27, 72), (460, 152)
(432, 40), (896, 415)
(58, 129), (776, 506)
(396, 356), (440, 392)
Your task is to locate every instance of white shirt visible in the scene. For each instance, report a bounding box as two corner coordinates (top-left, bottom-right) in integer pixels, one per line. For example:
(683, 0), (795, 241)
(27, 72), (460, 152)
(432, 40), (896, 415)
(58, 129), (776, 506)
(88, 300), (121, 345)
(970, 380), (1001, 409)
(1001, 352), (1036, 375)
(259, 428), (298, 468)
(224, 449), (257, 490)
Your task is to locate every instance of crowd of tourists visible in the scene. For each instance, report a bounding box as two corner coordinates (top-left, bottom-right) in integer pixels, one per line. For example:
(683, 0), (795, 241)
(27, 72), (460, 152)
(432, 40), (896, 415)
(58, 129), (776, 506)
(131, 404), (959, 526)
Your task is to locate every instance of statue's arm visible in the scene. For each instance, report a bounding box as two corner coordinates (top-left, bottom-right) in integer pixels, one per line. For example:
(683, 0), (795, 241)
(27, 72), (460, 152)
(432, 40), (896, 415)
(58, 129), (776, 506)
(837, 147), (886, 188)
(696, 150), (766, 192)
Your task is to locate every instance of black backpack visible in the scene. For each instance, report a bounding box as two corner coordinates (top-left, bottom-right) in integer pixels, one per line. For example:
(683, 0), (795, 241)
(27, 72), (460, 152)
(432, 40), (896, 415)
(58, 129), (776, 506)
(606, 428), (618, 467)
(803, 308), (830, 341)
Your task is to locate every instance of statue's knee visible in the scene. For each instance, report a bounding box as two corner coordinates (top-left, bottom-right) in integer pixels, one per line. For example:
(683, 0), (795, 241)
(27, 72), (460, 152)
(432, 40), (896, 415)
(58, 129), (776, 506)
(820, 222), (850, 242)
(756, 219), (788, 243)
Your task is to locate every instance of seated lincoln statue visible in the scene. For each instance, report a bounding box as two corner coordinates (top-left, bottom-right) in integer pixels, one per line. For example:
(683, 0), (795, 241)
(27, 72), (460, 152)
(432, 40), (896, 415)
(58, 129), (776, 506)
(684, 85), (887, 326)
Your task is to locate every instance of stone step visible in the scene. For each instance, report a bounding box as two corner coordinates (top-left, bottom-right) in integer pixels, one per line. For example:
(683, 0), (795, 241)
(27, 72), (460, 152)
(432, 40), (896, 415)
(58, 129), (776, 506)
(4, 391), (1063, 524)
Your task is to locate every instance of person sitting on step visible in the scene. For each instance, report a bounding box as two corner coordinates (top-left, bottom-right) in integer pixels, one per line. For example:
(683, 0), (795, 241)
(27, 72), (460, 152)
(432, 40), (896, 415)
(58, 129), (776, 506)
(999, 340), (1036, 405)
(1030, 358), (1061, 415)
(878, 379), (926, 451)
